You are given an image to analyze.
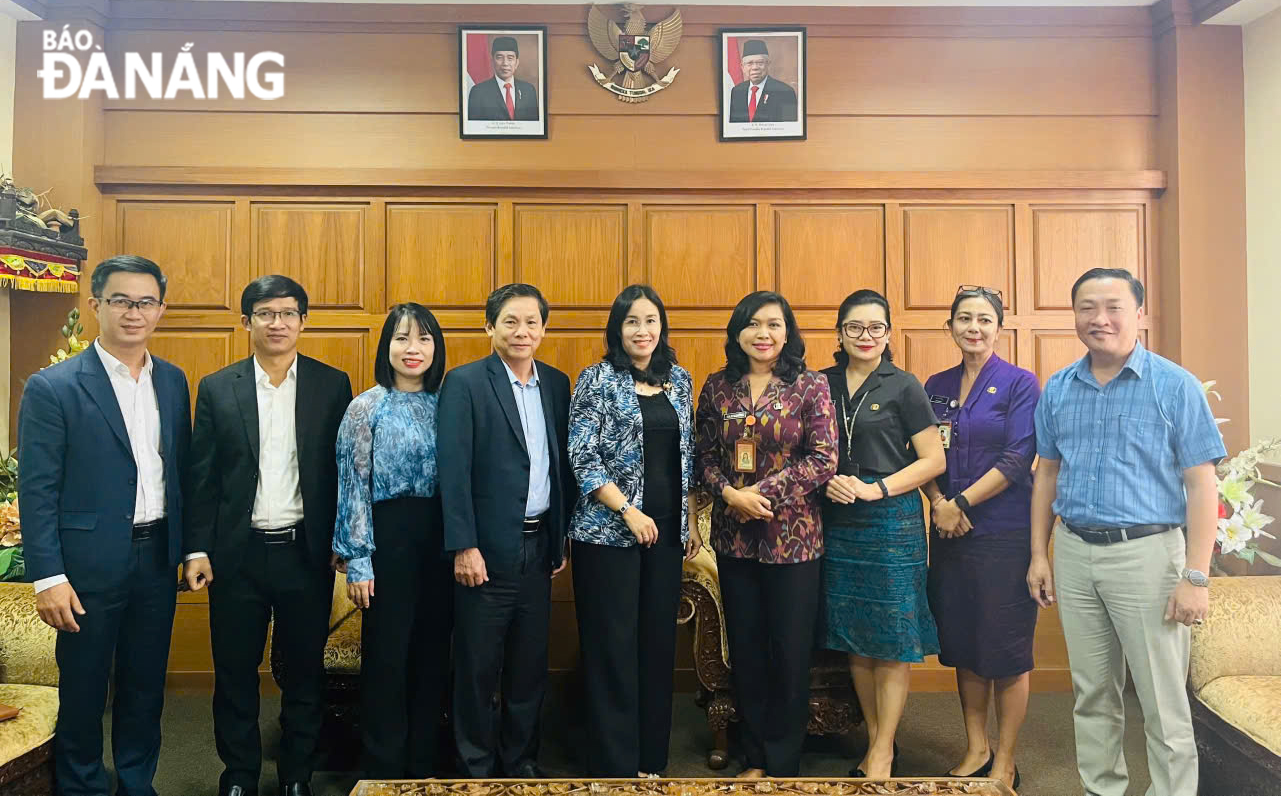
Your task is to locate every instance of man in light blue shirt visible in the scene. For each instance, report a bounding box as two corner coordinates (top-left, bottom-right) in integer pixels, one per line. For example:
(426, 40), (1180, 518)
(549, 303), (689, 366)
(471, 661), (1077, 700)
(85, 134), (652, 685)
(1028, 268), (1224, 796)
(440, 283), (574, 779)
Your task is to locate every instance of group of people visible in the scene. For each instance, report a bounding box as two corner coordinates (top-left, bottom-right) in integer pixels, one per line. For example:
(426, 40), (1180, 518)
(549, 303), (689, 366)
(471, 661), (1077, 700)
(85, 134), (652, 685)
(18, 255), (1222, 796)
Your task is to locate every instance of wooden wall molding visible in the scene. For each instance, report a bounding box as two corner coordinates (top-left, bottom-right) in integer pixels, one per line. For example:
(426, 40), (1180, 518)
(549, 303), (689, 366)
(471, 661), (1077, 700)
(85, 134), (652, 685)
(95, 166), (1168, 192)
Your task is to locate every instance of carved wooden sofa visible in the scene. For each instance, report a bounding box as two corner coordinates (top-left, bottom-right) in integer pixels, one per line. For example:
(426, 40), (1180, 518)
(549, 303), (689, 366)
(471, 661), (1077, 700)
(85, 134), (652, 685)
(1187, 575), (1281, 796)
(0, 583), (59, 796)
(678, 512), (863, 769)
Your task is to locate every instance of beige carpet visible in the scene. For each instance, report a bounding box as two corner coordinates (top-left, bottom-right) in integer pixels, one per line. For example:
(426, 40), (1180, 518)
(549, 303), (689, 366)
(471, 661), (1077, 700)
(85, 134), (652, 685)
(123, 686), (1152, 796)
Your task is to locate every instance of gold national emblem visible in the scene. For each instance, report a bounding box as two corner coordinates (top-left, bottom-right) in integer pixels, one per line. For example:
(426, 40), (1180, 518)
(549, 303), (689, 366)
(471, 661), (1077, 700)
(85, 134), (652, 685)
(587, 3), (683, 103)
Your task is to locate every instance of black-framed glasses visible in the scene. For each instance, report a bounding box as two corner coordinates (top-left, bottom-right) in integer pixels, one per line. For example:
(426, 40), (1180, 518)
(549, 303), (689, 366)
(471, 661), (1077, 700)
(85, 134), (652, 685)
(840, 321), (889, 339)
(251, 309), (302, 324)
(98, 296), (163, 313)
(956, 284), (1003, 300)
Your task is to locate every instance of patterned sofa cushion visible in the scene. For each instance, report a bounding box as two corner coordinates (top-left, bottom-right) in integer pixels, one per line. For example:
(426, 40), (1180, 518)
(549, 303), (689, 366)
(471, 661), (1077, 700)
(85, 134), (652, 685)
(1196, 675), (1281, 756)
(325, 573), (362, 675)
(0, 683), (57, 763)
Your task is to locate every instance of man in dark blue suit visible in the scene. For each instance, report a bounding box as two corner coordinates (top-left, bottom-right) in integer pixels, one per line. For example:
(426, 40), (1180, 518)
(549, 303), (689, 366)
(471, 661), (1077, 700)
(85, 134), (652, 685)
(466, 36), (540, 122)
(439, 283), (574, 778)
(18, 255), (191, 796)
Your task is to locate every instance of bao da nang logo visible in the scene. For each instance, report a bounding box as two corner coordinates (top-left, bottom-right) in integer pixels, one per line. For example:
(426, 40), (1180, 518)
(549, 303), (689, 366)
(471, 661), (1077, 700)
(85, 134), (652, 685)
(38, 26), (285, 100)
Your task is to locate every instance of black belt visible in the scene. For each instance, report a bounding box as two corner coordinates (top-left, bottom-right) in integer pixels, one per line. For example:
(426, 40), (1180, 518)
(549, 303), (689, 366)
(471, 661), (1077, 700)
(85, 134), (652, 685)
(1064, 521), (1174, 545)
(132, 517), (167, 541)
(522, 515), (545, 534)
(252, 522), (304, 545)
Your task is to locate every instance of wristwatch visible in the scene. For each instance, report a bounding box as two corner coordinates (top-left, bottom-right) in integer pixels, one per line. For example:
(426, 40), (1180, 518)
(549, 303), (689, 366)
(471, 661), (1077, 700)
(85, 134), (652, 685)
(617, 500), (633, 517)
(1182, 568), (1210, 587)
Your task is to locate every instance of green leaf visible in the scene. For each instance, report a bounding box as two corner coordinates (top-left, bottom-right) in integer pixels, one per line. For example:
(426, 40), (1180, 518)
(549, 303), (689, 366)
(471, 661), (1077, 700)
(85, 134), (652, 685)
(1256, 550), (1281, 568)
(1237, 548), (1257, 564)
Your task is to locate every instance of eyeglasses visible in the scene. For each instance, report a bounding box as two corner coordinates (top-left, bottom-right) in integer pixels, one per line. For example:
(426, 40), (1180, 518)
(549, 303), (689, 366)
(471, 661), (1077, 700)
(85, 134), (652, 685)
(251, 309), (302, 324)
(98, 296), (163, 313)
(956, 285), (1004, 301)
(840, 322), (889, 339)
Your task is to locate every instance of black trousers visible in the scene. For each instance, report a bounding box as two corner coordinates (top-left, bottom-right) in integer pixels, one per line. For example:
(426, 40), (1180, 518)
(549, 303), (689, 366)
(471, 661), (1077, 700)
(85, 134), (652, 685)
(717, 555), (821, 777)
(572, 535), (683, 776)
(209, 531), (332, 791)
(452, 529), (550, 777)
(54, 533), (175, 796)
(360, 497), (453, 779)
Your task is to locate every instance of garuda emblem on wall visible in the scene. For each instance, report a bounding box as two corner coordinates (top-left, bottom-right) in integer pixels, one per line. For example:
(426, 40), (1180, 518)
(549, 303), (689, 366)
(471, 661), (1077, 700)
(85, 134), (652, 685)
(587, 3), (683, 103)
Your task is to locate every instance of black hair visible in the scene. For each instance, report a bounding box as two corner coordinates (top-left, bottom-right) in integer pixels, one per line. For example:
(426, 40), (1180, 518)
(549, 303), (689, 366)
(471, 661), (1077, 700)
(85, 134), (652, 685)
(374, 303), (446, 393)
(723, 291), (806, 384)
(90, 255), (167, 301)
(485, 283), (549, 327)
(949, 288), (1005, 326)
(1070, 268), (1145, 307)
(604, 284), (678, 386)
(240, 274), (308, 317)
(833, 289), (894, 367)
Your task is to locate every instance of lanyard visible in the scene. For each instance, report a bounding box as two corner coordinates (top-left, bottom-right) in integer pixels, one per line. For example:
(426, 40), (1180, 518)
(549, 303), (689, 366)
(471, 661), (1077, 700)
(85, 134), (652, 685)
(841, 391), (870, 456)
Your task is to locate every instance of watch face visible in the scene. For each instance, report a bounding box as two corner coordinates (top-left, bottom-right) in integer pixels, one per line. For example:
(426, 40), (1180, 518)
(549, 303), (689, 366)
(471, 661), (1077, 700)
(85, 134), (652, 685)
(1185, 569), (1209, 586)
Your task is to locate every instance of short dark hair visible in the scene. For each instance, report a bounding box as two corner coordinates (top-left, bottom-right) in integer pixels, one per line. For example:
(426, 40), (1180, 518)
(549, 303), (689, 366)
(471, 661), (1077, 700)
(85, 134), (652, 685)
(724, 291), (806, 384)
(833, 289), (893, 367)
(1070, 268), (1144, 307)
(949, 288), (1004, 326)
(604, 284), (678, 386)
(374, 303), (446, 393)
(91, 255), (167, 301)
(485, 283), (548, 327)
(240, 274), (309, 317)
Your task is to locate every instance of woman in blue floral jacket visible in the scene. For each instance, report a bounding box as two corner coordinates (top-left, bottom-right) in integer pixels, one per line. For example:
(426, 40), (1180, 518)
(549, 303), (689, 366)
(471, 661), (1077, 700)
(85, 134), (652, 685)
(569, 284), (702, 778)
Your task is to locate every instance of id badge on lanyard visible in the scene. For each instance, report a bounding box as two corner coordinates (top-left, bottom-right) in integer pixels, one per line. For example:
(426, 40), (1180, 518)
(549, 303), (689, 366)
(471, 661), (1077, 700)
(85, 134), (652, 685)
(930, 394), (957, 450)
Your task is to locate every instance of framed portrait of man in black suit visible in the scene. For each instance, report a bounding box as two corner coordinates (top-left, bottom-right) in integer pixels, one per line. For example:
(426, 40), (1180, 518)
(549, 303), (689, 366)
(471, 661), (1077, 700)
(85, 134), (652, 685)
(460, 26), (548, 139)
(719, 28), (806, 141)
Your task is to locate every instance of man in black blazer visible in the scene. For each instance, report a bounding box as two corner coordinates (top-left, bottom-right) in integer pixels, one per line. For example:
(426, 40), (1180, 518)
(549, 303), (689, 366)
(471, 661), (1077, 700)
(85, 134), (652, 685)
(728, 39), (798, 123)
(183, 275), (352, 796)
(19, 256), (190, 796)
(467, 35), (539, 121)
(439, 283), (574, 778)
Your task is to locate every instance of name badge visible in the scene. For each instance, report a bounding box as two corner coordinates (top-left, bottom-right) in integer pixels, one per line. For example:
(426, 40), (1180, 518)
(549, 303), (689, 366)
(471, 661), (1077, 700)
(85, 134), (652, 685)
(734, 437), (757, 472)
(725, 410), (747, 421)
(939, 421), (953, 450)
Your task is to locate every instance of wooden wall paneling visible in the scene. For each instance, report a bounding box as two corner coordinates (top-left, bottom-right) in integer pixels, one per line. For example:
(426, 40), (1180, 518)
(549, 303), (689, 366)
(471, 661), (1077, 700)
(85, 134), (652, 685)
(774, 205), (885, 308)
(900, 328), (1015, 384)
(443, 332), (497, 376)
(884, 202), (906, 312)
(1032, 330), (1086, 386)
(148, 328), (238, 416)
(755, 203), (775, 293)
(1013, 204), (1036, 370)
(251, 202), (369, 310)
(801, 331), (841, 376)
(98, 32), (1155, 118)
(1031, 204), (1145, 311)
(116, 200), (237, 310)
(513, 205), (627, 307)
(367, 199), (387, 316)
(101, 113), (1158, 173)
(297, 328), (371, 395)
(531, 333), (611, 388)
(643, 205), (756, 309)
(626, 203), (645, 287)
(386, 203), (498, 308)
(902, 205), (1015, 310)
(667, 333), (735, 399)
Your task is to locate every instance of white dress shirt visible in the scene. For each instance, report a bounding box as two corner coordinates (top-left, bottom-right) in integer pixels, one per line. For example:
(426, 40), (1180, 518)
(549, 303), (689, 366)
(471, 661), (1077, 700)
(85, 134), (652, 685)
(185, 355), (305, 565)
(250, 356), (305, 529)
(35, 340), (166, 593)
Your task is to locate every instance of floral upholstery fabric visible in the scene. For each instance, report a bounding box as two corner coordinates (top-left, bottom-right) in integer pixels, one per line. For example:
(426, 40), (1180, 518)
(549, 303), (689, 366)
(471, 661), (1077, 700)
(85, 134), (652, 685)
(325, 573), (362, 675)
(0, 683), (57, 763)
(0, 584), (58, 688)
(1188, 576), (1281, 692)
(1196, 676), (1281, 756)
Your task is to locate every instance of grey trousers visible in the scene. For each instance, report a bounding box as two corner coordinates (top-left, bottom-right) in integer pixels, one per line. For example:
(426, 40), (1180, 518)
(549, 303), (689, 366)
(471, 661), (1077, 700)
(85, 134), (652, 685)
(1053, 522), (1197, 796)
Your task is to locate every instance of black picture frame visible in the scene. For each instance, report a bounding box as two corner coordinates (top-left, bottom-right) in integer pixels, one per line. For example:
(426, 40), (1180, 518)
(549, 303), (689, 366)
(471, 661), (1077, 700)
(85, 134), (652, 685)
(717, 27), (807, 142)
(459, 25), (549, 140)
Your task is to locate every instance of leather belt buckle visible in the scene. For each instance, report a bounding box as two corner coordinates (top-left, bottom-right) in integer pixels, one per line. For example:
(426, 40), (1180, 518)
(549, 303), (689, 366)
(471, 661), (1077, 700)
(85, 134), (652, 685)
(1065, 521), (1172, 545)
(132, 517), (167, 541)
(254, 526), (297, 545)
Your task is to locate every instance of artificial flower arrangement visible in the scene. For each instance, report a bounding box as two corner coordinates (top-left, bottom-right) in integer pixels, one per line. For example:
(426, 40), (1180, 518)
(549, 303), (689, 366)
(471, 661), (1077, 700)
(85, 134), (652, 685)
(1203, 380), (1281, 569)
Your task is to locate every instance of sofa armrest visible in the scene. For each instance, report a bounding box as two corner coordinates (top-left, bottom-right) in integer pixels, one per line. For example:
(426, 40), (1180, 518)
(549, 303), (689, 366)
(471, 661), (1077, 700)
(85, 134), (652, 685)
(1189, 576), (1281, 693)
(0, 584), (58, 688)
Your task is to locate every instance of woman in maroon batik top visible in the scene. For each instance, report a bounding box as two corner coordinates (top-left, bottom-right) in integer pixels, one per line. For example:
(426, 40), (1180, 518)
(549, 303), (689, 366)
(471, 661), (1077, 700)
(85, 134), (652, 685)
(694, 290), (837, 779)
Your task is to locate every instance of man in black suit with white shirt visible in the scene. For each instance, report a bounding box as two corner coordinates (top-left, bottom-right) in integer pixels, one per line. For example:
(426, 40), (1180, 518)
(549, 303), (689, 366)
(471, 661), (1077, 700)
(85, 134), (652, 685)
(467, 36), (540, 121)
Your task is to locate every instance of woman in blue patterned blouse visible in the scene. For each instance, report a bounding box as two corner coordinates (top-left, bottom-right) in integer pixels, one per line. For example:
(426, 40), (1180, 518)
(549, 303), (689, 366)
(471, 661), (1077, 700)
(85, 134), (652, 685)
(333, 303), (449, 780)
(568, 284), (702, 778)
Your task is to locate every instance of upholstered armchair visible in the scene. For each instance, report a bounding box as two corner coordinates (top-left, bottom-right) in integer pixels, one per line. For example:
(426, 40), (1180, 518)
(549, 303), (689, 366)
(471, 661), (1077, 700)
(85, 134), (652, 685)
(1188, 575), (1281, 796)
(678, 510), (863, 770)
(0, 583), (59, 796)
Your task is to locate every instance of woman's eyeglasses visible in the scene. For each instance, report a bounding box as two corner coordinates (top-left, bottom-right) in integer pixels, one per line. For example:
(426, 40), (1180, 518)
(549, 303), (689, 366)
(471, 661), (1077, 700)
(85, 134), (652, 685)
(956, 284), (1003, 300)
(839, 322), (889, 339)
